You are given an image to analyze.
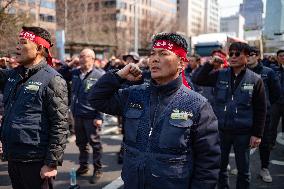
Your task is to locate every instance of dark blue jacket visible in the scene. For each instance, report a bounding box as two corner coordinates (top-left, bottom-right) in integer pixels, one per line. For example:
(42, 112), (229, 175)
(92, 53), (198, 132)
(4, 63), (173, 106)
(88, 72), (220, 189)
(192, 63), (267, 137)
(0, 61), (69, 166)
(59, 65), (104, 119)
(272, 65), (284, 104)
(185, 67), (215, 105)
(214, 68), (260, 131)
(248, 63), (281, 112)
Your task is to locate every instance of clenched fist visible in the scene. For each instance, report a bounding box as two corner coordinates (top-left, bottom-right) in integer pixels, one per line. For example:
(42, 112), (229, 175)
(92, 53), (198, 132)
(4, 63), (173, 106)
(116, 63), (142, 81)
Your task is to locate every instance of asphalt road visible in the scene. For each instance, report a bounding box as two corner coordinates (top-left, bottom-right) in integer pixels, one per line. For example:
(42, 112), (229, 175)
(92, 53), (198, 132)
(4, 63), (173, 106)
(1, 120), (284, 189)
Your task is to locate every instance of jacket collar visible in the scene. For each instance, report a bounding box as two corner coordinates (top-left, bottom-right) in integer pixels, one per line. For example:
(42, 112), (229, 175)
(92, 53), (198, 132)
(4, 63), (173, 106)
(17, 59), (47, 78)
(150, 75), (182, 96)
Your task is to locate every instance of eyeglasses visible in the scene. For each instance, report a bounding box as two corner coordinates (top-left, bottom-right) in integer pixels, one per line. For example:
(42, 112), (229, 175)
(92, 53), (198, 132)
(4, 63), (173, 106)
(229, 51), (241, 57)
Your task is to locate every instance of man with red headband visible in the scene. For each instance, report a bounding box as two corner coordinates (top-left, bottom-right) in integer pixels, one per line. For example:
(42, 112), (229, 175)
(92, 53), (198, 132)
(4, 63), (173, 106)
(0, 26), (68, 189)
(88, 32), (220, 189)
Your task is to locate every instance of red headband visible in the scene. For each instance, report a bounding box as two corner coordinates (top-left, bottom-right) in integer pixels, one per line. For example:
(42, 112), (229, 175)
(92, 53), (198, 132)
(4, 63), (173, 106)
(153, 40), (189, 62)
(213, 52), (228, 68)
(152, 40), (191, 89)
(19, 30), (52, 66)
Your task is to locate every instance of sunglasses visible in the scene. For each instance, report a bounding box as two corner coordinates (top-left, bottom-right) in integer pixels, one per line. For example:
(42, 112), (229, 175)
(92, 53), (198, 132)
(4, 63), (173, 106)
(229, 51), (241, 57)
(249, 53), (258, 56)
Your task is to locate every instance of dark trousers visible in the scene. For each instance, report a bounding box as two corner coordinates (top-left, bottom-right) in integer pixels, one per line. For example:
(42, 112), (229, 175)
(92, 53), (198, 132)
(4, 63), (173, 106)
(8, 161), (45, 189)
(74, 117), (102, 170)
(218, 132), (251, 189)
(259, 116), (271, 168)
(270, 103), (284, 146)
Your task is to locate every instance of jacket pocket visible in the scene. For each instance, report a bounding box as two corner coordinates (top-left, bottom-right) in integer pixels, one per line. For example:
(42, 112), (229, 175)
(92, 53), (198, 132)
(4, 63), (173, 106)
(159, 119), (192, 149)
(148, 156), (191, 189)
(22, 88), (39, 107)
(151, 156), (190, 178)
(9, 121), (40, 146)
(215, 83), (228, 103)
(124, 108), (143, 143)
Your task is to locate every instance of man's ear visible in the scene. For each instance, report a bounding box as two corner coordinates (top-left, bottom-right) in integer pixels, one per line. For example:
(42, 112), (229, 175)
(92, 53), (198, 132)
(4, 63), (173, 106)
(178, 60), (185, 72)
(36, 45), (46, 56)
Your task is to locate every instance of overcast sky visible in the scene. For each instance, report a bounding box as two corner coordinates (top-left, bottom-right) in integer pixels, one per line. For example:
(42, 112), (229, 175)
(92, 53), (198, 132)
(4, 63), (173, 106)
(219, 0), (267, 17)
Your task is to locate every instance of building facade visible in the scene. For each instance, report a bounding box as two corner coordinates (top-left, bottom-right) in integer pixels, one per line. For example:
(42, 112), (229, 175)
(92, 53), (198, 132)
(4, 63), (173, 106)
(239, 0), (263, 30)
(220, 14), (245, 39)
(264, 0), (284, 40)
(177, 0), (205, 36)
(1, 0), (56, 55)
(177, 0), (219, 36)
(56, 0), (177, 55)
(264, 0), (284, 52)
(204, 0), (219, 33)
(4, 0), (56, 33)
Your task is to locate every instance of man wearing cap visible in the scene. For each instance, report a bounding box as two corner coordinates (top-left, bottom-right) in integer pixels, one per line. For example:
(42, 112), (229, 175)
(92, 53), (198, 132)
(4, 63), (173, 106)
(192, 42), (266, 189)
(0, 26), (69, 189)
(88, 32), (220, 189)
(247, 46), (280, 183)
(122, 51), (140, 64)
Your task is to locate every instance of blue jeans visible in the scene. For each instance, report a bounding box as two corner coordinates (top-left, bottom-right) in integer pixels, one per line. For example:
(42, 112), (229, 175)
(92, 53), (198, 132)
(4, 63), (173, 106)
(218, 132), (251, 189)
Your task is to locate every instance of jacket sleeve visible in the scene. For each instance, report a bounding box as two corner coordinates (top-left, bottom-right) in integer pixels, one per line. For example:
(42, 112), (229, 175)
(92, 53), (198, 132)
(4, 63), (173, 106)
(0, 69), (10, 91)
(190, 101), (220, 189)
(191, 63), (219, 87)
(251, 78), (267, 138)
(88, 71), (129, 116)
(57, 64), (73, 82)
(43, 75), (69, 167)
(268, 69), (281, 105)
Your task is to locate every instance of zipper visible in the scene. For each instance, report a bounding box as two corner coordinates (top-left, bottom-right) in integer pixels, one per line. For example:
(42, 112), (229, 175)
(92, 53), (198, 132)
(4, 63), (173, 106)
(149, 94), (160, 137)
(147, 94), (160, 152)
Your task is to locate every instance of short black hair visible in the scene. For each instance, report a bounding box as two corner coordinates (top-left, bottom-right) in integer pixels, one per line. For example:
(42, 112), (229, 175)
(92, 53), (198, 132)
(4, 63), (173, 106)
(229, 42), (250, 55)
(276, 49), (284, 56)
(211, 49), (227, 56)
(151, 32), (188, 51)
(191, 54), (201, 61)
(249, 46), (260, 55)
(22, 26), (52, 45)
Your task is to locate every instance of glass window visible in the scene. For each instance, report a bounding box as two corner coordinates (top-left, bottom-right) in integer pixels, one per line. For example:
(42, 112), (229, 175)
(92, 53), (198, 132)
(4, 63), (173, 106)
(94, 2), (99, 11)
(40, 0), (55, 9)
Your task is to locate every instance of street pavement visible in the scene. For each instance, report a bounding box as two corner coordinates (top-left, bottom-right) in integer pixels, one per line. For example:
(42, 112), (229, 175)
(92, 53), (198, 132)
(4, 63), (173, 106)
(1, 117), (284, 189)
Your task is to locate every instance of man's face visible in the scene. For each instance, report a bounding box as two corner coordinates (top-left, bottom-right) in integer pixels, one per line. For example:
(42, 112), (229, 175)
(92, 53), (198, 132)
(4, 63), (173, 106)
(79, 50), (94, 70)
(277, 52), (284, 64)
(248, 52), (259, 65)
(188, 57), (199, 70)
(125, 56), (135, 64)
(15, 38), (38, 65)
(228, 50), (248, 68)
(149, 48), (183, 84)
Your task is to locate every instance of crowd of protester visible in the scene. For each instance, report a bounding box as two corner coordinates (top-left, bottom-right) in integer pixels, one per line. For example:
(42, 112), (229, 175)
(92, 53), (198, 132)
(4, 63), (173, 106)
(0, 26), (283, 189)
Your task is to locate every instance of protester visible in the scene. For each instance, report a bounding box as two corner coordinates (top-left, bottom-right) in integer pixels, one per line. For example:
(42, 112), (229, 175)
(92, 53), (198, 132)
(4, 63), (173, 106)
(270, 49), (284, 148)
(247, 46), (280, 182)
(88, 32), (220, 189)
(192, 42), (266, 189)
(122, 51), (140, 64)
(58, 48), (105, 184)
(0, 26), (69, 189)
